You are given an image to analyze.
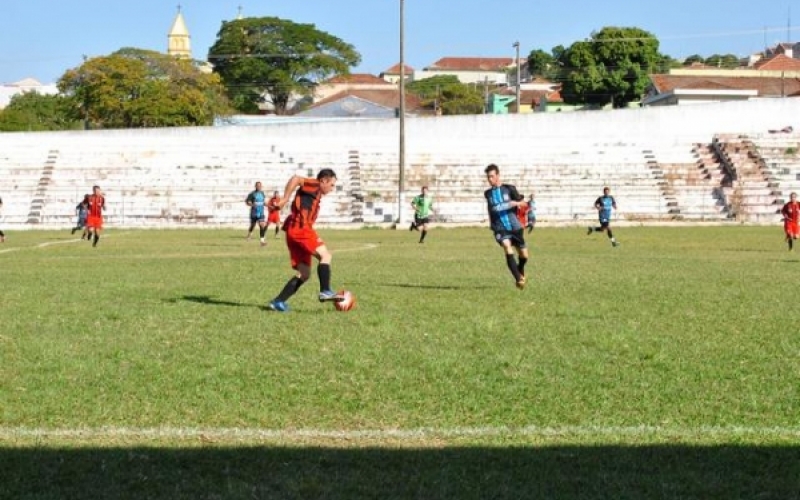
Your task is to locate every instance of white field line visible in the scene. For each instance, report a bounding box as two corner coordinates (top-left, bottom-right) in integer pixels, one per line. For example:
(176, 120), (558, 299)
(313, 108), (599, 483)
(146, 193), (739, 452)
(336, 243), (379, 253)
(2, 425), (800, 442)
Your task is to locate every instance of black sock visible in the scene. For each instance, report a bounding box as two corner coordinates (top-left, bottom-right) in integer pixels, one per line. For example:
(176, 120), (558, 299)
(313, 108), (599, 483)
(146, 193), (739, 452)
(790, 239), (794, 250)
(275, 227), (280, 236)
(93, 234), (99, 246)
(318, 263), (332, 292)
(0, 230), (4, 237)
(248, 222), (256, 234)
(607, 229), (614, 239)
(275, 276), (305, 303)
(518, 256), (528, 276)
(259, 226), (267, 238)
(505, 254), (521, 282)
(420, 230), (427, 242)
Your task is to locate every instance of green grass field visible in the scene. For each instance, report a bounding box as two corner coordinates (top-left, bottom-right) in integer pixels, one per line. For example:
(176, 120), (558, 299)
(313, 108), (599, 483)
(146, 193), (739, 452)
(1, 226), (799, 499)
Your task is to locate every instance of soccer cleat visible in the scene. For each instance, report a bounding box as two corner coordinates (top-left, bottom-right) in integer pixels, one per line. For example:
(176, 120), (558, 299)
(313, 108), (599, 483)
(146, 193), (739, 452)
(516, 275), (527, 290)
(260, 238), (266, 247)
(318, 290), (344, 303)
(612, 241), (620, 247)
(587, 226), (593, 235)
(267, 300), (289, 312)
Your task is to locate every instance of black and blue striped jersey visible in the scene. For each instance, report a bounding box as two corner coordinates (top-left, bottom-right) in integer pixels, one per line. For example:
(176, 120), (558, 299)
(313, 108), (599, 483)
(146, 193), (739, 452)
(484, 184), (524, 232)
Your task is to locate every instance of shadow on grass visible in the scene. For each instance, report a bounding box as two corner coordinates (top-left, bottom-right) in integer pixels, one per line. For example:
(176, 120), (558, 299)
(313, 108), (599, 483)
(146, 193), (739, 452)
(2, 445), (798, 500)
(168, 295), (251, 308)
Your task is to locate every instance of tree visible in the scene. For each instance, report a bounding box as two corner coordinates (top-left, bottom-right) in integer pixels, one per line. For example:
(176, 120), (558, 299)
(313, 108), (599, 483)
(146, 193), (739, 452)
(406, 75), (484, 115)
(0, 92), (81, 132)
(704, 54), (741, 69)
(557, 27), (664, 108)
(208, 17), (361, 115)
(526, 49), (558, 80)
(58, 48), (230, 128)
(683, 54), (705, 66)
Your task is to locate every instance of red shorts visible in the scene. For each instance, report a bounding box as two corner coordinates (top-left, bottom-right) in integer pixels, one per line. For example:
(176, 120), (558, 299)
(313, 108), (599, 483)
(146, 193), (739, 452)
(268, 212), (280, 224)
(286, 228), (324, 269)
(86, 215), (103, 229)
(785, 220), (799, 238)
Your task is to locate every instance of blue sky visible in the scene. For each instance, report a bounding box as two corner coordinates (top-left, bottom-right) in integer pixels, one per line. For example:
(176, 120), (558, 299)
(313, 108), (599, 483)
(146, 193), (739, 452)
(1, 0), (797, 84)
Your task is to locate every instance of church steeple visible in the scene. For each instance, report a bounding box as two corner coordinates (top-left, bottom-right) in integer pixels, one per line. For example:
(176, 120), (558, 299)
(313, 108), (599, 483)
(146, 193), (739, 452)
(168, 5), (191, 59)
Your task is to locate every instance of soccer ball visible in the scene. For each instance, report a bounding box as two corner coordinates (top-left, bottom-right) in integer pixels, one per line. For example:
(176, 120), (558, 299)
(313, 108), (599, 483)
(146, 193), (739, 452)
(334, 290), (356, 312)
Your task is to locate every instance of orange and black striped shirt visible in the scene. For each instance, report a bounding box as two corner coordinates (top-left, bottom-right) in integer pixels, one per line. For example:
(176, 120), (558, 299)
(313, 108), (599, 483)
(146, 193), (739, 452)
(285, 178), (322, 230)
(87, 195), (105, 218)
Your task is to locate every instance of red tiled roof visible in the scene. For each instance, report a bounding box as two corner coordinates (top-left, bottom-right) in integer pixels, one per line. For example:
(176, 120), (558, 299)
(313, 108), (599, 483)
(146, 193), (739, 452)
(753, 54), (800, 71)
(324, 73), (391, 85)
(308, 88), (423, 111)
(650, 74), (800, 96)
(427, 57), (514, 71)
(382, 63), (414, 75)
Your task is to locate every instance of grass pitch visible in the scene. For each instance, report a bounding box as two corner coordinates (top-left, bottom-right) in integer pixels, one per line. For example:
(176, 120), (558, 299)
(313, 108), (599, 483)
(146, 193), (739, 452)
(1, 226), (799, 499)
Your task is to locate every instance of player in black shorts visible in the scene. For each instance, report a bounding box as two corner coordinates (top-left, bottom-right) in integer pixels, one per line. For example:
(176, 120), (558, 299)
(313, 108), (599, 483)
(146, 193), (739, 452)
(483, 164), (529, 289)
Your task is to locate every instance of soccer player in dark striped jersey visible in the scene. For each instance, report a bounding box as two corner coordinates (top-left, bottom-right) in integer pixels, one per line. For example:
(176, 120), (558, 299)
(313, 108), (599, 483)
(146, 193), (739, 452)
(587, 186), (619, 247)
(267, 169), (344, 312)
(483, 164), (529, 289)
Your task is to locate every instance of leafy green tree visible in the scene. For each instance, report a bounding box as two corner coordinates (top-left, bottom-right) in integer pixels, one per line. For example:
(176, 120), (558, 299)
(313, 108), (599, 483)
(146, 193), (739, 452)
(0, 92), (81, 132)
(406, 75), (484, 115)
(557, 26), (664, 108)
(704, 54), (741, 68)
(208, 17), (361, 115)
(683, 54), (705, 66)
(58, 48), (230, 128)
(526, 49), (558, 80)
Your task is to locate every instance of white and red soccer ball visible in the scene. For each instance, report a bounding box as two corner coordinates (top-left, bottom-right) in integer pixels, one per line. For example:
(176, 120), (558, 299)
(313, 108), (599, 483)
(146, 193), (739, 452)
(334, 290), (356, 312)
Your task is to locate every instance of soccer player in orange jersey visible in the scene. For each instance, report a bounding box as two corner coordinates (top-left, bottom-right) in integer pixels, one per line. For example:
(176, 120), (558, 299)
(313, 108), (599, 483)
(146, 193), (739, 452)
(86, 185), (105, 247)
(781, 192), (800, 251)
(266, 190), (282, 239)
(267, 169), (344, 312)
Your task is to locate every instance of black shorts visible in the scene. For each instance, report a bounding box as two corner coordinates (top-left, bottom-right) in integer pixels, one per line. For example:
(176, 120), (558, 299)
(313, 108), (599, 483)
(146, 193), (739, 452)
(414, 216), (430, 225)
(494, 229), (526, 249)
(598, 218), (610, 229)
(250, 215), (265, 224)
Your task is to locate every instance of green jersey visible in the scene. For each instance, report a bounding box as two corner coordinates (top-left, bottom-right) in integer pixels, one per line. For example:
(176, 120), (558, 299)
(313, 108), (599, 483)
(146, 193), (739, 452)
(412, 194), (433, 218)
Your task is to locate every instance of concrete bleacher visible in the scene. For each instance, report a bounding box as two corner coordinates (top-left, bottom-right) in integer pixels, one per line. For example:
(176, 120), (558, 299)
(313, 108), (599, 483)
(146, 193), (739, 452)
(2, 99), (798, 228)
(748, 132), (800, 204)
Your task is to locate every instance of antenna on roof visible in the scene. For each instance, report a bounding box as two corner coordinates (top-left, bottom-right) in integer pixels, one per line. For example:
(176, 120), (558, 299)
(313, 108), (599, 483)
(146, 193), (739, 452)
(788, 5), (791, 42)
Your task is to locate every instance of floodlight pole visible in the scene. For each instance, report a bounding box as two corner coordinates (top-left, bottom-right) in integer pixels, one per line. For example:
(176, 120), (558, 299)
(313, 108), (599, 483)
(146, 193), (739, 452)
(398, 0), (406, 228)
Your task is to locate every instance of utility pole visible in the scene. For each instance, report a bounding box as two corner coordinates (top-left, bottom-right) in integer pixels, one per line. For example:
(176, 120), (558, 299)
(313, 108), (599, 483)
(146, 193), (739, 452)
(397, 0), (406, 228)
(513, 41), (521, 113)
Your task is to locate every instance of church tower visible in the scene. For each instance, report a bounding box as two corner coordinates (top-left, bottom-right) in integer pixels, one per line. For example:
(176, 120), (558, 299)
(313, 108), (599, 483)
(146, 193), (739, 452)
(167, 6), (192, 59)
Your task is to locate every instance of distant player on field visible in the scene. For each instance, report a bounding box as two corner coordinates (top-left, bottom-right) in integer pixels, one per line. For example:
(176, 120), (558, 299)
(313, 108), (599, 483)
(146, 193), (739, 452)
(245, 181), (268, 246)
(86, 185), (105, 247)
(587, 186), (619, 247)
(781, 191), (800, 251)
(409, 186), (433, 243)
(483, 163), (529, 289)
(525, 193), (537, 233)
(266, 190), (282, 239)
(72, 194), (90, 239)
(0, 195), (5, 243)
(267, 169), (344, 312)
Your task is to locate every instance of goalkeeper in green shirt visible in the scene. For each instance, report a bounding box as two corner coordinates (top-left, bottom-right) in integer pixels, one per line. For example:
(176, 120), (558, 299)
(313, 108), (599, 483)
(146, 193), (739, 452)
(410, 186), (434, 243)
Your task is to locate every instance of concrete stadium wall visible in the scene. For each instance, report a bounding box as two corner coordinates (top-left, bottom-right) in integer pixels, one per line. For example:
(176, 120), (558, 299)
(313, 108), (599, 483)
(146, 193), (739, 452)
(1, 99), (798, 229)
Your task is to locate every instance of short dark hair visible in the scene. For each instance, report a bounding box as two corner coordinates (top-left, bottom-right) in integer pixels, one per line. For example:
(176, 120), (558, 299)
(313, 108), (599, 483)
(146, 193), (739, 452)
(92, 185), (100, 190)
(484, 163), (499, 175)
(317, 168), (337, 181)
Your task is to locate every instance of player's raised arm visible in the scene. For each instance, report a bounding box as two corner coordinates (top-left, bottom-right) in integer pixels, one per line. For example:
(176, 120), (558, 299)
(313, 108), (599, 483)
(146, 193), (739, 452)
(278, 175), (304, 209)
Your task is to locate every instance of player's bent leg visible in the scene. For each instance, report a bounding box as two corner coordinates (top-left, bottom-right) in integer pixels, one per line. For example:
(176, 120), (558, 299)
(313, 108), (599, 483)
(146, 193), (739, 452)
(314, 245), (343, 302)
